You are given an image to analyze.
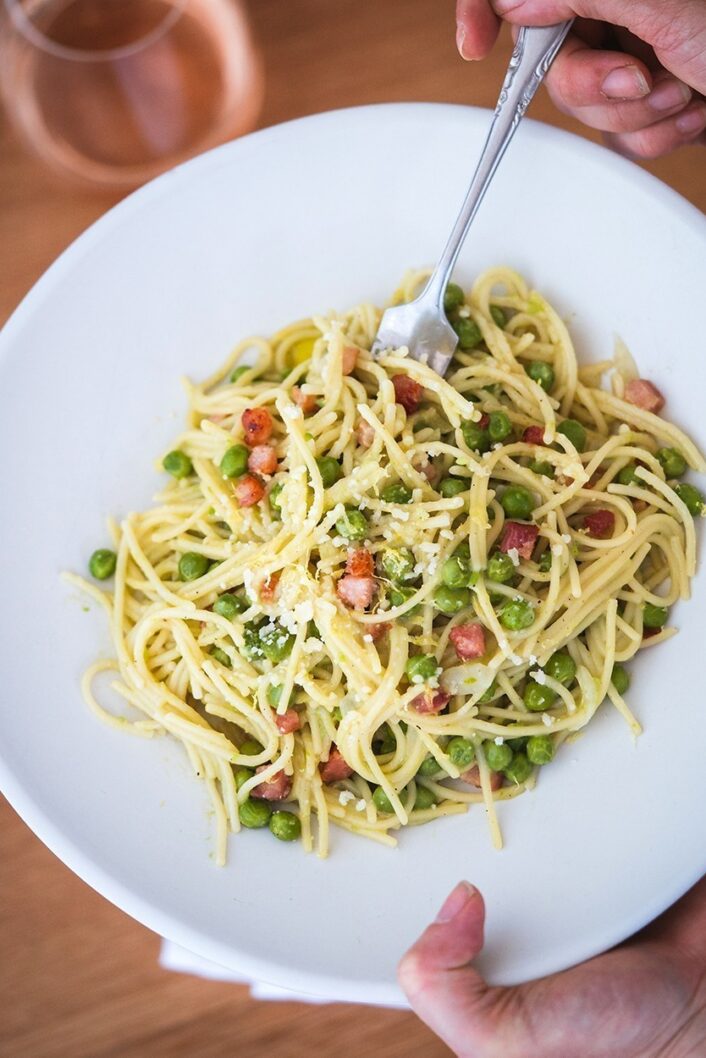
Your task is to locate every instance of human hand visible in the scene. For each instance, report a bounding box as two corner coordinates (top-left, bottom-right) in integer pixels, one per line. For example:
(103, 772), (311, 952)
(455, 0), (706, 157)
(398, 875), (706, 1057)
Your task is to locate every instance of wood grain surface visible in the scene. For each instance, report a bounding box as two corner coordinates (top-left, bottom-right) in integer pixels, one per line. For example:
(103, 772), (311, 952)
(1, 2), (704, 1055)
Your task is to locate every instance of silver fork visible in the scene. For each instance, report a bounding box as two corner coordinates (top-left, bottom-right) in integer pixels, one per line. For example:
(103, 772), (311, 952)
(371, 21), (574, 376)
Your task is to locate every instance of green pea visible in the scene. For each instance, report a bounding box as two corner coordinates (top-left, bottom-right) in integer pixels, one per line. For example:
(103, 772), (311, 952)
(657, 447), (687, 478)
(335, 509), (368, 540)
(316, 456), (342, 487)
(478, 681), (498, 703)
(544, 651), (576, 685)
(213, 592), (248, 619)
(381, 482), (413, 504)
(373, 786), (394, 813)
(163, 449), (193, 479)
(444, 282), (465, 314)
(242, 622), (265, 660)
(447, 737), (475, 769)
(557, 418), (587, 453)
(538, 550), (552, 573)
(501, 485), (536, 519)
(486, 552), (515, 583)
(611, 664), (630, 695)
(503, 752), (533, 784)
(433, 585), (471, 615)
(239, 798), (272, 828)
(230, 365), (250, 383)
(441, 555), (473, 589)
(675, 483), (704, 516)
(220, 444), (249, 478)
(240, 739), (263, 756)
(405, 653), (439, 683)
(500, 599), (535, 630)
(490, 305), (506, 328)
(390, 586), (420, 615)
(439, 476), (468, 498)
(529, 459), (555, 479)
(89, 548), (117, 580)
(417, 755), (442, 777)
(617, 463), (640, 486)
(210, 646), (231, 667)
(527, 735), (555, 765)
(380, 547), (416, 583)
(453, 317), (482, 350)
(268, 482), (284, 518)
(269, 810), (301, 841)
(488, 411), (513, 443)
(484, 741), (513, 771)
(267, 684), (283, 708)
(259, 624), (295, 663)
(375, 724), (396, 755)
(507, 736), (528, 751)
(462, 419), (491, 453)
(643, 603), (668, 629)
(232, 765), (254, 790)
(331, 706), (342, 725)
(414, 786), (437, 810)
(525, 361), (555, 392)
(454, 540), (471, 559)
(178, 552), (210, 581)
(523, 680), (555, 712)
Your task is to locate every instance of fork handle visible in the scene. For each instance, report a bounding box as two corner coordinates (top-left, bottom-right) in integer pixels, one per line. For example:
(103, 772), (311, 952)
(422, 21), (574, 307)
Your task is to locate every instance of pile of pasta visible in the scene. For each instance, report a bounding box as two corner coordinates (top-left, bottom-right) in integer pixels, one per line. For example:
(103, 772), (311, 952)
(69, 267), (705, 863)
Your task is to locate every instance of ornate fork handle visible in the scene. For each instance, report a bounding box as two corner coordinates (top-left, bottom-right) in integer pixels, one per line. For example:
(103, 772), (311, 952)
(421, 21), (574, 310)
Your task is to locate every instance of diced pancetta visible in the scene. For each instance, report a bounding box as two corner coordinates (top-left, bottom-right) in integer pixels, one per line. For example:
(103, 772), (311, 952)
(233, 474), (265, 507)
(251, 767), (293, 801)
(624, 379), (665, 414)
(241, 407), (273, 445)
(337, 575), (375, 609)
(499, 521), (539, 560)
(449, 624), (486, 661)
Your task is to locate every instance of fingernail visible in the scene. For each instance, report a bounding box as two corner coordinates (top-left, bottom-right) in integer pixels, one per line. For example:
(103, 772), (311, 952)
(601, 65), (649, 101)
(493, 0), (521, 12)
(456, 24), (470, 60)
(676, 103), (706, 135)
(648, 79), (692, 112)
(435, 881), (477, 923)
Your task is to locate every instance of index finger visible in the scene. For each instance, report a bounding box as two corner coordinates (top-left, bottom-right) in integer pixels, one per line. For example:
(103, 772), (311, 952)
(456, 0), (501, 60)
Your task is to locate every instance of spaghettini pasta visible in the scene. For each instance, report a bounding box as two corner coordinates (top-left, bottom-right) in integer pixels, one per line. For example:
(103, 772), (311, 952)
(67, 268), (705, 863)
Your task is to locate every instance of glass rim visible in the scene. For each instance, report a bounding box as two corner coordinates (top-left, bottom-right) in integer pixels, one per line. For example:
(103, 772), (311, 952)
(3, 0), (190, 62)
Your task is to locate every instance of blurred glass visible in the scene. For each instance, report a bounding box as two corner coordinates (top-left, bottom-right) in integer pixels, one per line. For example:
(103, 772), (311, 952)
(0, 0), (263, 188)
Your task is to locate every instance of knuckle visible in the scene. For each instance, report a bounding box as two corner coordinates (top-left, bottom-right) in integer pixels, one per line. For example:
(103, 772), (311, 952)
(627, 127), (671, 159)
(603, 133), (635, 159)
(602, 102), (655, 134)
(545, 66), (572, 107)
(544, 78), (577, 117)
(397, 948), (430, 996)
(544, 59), (588, 111)
(606, 129), (665, 161)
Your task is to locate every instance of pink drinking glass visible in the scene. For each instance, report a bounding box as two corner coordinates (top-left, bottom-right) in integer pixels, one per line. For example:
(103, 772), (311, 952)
(0, 0), (264, 189)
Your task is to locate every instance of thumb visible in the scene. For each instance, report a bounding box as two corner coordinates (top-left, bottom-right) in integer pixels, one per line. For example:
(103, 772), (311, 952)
(490, 1), (706, 94)
(398, 882), (524, 1058)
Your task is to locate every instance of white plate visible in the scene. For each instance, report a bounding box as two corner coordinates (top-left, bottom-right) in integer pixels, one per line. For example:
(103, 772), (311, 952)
(1, 104), (705, 1005)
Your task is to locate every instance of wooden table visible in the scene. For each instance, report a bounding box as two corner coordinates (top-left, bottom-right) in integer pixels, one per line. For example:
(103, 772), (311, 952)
(1, 2), (703, 1055)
